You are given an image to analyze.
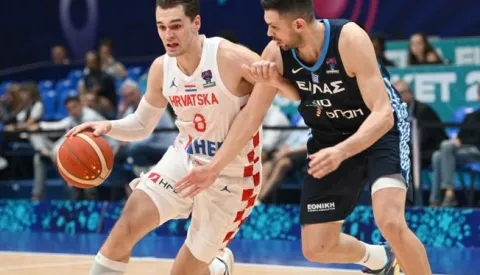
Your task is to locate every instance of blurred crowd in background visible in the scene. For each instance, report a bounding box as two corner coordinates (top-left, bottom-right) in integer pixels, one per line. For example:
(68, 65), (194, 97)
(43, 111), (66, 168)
(1, 26), (479, 208)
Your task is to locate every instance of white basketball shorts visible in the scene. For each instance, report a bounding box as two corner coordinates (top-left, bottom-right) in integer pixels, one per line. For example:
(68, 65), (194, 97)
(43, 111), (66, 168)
(135, 145), (261, 263)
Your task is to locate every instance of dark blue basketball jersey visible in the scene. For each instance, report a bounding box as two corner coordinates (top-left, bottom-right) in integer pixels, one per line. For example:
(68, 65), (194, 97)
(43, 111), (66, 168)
(281, 19), (406, 144)
(280, 19), (412, 183)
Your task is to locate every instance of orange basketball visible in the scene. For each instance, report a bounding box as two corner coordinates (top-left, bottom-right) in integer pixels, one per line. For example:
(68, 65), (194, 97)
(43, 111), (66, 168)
(56, 131), (114, 189)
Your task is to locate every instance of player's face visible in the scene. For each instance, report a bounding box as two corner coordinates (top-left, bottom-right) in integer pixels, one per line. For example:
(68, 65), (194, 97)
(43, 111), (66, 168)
(264, 10), (302, 50)
(82, 93), (97, 108)
(99, 45), (111, 61)
(410, 34), (425, 57)
(156, 5), (200, 57)
(66, 101), (82, 118)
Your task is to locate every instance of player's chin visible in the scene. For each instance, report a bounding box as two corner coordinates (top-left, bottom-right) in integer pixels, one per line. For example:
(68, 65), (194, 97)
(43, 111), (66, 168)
(166, 50), (181, 57)
(165, 46), (182, 57)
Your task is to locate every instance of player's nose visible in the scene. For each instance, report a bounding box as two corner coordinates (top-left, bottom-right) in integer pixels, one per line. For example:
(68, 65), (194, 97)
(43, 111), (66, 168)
(165, 29), (175, 39)
(267, 27), (274, 37)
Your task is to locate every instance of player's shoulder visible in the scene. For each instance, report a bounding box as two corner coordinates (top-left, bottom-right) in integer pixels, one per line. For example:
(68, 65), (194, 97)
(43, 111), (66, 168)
(144, 55), (167, 87)
(339, 22), (370, 47)
(217, 38), (260, 65)
(262, 40), (282, 62)
(150, 55), (166, 71)
(148, 55), (167, 76)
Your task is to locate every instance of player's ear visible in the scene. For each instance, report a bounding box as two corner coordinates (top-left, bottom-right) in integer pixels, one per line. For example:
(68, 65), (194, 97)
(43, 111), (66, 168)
(293, 18), (306, 32)
(193, 15), (201, 32)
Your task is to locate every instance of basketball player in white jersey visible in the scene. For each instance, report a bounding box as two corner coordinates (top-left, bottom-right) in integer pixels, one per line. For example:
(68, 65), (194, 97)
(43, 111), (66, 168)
(66, 1), (289, 274)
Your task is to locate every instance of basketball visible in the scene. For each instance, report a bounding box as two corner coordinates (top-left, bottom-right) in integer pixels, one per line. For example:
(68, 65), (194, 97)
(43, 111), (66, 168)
(56, 131), (114, 189)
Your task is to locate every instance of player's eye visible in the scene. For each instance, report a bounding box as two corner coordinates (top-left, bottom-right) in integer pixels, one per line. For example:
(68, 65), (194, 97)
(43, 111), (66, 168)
(170, 24), (182, 30)
(158, 25), (167, 31)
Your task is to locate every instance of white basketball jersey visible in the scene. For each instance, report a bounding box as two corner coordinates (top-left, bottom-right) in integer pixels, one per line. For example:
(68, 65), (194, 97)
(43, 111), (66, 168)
(162, 35), (262, 179)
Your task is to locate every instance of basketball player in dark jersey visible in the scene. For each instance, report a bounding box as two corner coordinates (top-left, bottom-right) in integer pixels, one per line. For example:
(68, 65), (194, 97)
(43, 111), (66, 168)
(176, 0), (431, 274)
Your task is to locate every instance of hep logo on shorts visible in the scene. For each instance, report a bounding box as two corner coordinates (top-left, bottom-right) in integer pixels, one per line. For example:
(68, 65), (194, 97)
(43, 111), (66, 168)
(148, 172), (177, 193)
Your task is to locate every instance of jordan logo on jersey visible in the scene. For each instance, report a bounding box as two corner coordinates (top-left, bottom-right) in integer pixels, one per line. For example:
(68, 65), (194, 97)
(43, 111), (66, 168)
(170, 77), (177, 88)
(202, 70), (216, 88)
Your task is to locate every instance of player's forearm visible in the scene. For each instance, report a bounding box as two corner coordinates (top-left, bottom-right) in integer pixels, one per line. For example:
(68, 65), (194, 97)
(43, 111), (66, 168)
(106, 97), (165, 142)
(275, 77), (300, 101)
(335, 110), (394, 158)
(39, 118), (71, 131)
(209, 85), (277, 174)
(209, 105), (266, 174)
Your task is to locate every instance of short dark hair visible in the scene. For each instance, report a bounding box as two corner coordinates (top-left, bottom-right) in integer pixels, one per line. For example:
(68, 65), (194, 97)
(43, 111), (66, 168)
(156, 0), (200, 21)
(261, 0), (315, 22)
(99, 39), (113, 51)
(64, 95), (80, 106)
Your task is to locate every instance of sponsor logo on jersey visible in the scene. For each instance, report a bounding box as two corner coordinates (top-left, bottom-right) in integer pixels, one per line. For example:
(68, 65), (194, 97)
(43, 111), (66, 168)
(202, 70), (216, 88)
(326, 57), (339, 74)
(186, 138), (223, 157)
(184, 84), (197, 93)
(168, 93), (219, 107)
(303, 99), (366, 120)
(305, 101), (323, 117)
(307, 202), (335, 212)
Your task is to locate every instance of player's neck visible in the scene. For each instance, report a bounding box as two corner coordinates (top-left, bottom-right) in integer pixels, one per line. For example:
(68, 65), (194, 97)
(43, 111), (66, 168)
(176, 35), (204, 76)
(295, 21), (325, 65)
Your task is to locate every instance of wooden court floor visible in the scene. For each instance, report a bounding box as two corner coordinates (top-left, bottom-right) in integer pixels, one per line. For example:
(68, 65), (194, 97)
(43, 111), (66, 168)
(0, 252), (363, 275)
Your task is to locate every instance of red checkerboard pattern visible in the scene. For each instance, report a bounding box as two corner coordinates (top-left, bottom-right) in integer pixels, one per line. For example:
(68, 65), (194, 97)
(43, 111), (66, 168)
(223, 130), (262, 245)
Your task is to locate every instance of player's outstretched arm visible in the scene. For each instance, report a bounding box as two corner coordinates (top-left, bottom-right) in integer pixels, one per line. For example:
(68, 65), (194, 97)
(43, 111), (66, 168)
(334, 23), (394, 158)
(66, 57), (169, 140)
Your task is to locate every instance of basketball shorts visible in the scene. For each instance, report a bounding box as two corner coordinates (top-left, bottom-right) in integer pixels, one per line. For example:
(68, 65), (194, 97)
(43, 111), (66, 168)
(300, 131), (410, 224)
(135, 145), (261, 263)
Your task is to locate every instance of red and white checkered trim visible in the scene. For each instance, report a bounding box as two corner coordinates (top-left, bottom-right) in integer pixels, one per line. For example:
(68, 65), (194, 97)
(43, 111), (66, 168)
(222, 185), (259, 245)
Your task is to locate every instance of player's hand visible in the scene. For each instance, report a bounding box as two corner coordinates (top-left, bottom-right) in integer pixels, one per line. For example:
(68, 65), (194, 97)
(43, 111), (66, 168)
(308, 146), (348, 179)
(242, 60), (283, 88)
(65, 120), (112, 137)
(175, 164), (219, 198)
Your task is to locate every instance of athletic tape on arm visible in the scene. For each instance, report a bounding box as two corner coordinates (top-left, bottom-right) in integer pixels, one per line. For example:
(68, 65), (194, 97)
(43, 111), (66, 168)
(106, 96), (165, 141)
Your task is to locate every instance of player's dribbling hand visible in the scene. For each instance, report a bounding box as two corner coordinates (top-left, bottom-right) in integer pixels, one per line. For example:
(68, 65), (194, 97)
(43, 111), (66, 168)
(175, 164), (219, 198)
(242, 60), (283, 87)
(65, 121), (112, 137)
(308, 146), (348, 179)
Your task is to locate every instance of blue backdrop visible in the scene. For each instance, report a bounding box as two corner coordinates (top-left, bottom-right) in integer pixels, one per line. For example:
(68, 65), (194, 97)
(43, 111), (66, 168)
(1, 0), (479, 70)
